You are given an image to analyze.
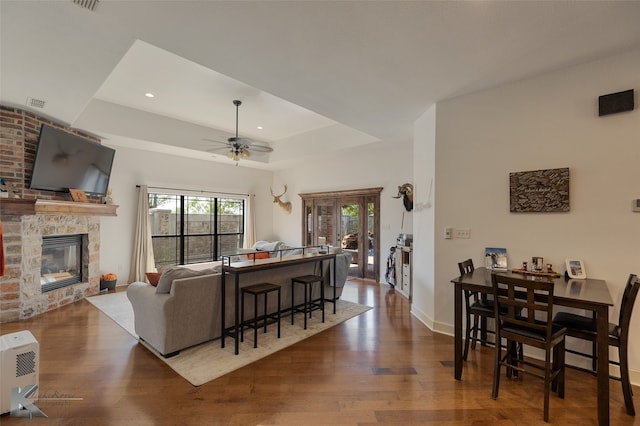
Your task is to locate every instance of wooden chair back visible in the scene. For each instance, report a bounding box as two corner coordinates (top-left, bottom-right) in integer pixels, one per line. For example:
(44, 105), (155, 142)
(491, 273), (555, 345)
(618, 274), (639, 341)
(458, 259), (474, 275)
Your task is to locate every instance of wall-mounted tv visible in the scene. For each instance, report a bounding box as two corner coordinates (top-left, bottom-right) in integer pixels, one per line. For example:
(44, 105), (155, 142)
(29, 124), (115, 196)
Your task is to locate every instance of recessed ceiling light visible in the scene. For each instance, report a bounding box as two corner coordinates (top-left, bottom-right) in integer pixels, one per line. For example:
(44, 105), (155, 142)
(257, 126), (263, 130)
(144, 92), (155, 98)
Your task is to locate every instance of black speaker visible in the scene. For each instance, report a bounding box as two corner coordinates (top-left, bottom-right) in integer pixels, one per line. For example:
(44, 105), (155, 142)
(598, 89), (634, 116)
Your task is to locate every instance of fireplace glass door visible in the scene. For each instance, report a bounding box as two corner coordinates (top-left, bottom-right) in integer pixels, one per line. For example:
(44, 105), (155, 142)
(41, 234), (83, 292)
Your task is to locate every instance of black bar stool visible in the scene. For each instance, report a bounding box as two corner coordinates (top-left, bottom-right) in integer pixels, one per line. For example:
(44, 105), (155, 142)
(291, 274), (324, 329)
(240, 282), (281, 348)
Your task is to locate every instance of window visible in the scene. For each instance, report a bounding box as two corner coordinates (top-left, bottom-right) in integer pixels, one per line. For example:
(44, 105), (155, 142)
(148, 192), (245, 269)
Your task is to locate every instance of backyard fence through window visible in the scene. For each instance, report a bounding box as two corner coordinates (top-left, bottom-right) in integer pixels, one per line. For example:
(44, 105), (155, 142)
(148, 192), (245, 269)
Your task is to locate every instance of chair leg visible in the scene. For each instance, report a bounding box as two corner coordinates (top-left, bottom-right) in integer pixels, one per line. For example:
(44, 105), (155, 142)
(619, 342), (636, 416)
(480, 316), (488, 346)
(552, 341), (565, 398)
(506, 340), (517, 378)
(544, 350), (551, 423)
(558, 341), (565, 399)
(253, 292), (258, 348)
(470, 314), (480, 350)
(291, 283), (295, 325)
(263, 292), (268, 333)
(463, 310), (473, 361)
(492, 337), (501, 400)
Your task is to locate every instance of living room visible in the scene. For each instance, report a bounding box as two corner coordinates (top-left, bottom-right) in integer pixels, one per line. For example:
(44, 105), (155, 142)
(1, 1), (640, 423)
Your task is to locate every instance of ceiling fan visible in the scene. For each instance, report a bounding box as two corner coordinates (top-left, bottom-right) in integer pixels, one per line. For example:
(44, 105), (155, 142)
(204, 100), (273, 164)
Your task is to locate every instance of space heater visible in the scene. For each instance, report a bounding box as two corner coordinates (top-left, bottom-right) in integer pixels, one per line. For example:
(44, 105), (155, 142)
(0, 331), (39, 415)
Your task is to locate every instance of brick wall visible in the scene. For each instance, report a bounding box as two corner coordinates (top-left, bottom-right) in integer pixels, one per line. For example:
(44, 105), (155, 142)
(1, 105), (104, 322)
(0, 105), (101, 201)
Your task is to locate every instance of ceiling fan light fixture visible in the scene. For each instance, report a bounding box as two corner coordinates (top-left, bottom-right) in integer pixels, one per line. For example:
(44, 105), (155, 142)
(205, 99), (273, 164)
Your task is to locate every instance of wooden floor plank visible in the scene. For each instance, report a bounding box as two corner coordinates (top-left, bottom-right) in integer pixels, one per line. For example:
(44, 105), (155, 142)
(0, 279), (637, 425)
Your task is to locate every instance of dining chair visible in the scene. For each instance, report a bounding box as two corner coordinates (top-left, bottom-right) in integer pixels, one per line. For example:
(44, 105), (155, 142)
(491, 273), (566, 423)
(553, 273), (639, 416)
(458, 259), (495, 360)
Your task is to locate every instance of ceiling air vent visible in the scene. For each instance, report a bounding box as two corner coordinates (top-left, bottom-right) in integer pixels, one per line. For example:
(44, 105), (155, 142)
(26, 97), (47, 109)
(72, 0), (99, 11)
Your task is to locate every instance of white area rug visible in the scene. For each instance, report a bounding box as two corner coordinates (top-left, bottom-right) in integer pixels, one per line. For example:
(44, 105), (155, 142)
(86, 291), (372, 386)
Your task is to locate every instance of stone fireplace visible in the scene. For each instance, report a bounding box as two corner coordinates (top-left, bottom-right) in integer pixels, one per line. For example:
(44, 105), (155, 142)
(0, 207), (103, 322)
(0, 105), (117, 323)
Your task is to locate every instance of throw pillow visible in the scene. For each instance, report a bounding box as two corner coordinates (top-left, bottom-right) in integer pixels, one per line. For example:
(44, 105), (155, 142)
(155, 264), (222, 294)
(145, 272), (161, 286)
(251, 240), (283, 252)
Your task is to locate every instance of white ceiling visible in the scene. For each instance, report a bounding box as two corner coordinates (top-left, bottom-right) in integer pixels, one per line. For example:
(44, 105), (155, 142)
(2, 1), (640, 169)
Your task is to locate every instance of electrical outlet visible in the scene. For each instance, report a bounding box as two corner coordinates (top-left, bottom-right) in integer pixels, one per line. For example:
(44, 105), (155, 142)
(454, 228), (471, 239)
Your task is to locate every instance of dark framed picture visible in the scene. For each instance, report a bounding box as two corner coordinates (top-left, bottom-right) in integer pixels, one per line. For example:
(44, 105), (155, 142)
(510, 167), (570, 212)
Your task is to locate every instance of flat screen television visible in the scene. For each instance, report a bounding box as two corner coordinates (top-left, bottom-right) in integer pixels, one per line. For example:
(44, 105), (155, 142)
(29, 124), (115, 196)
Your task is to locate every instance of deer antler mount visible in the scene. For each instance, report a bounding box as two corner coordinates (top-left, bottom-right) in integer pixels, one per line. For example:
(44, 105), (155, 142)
(271, 185), (292, 215)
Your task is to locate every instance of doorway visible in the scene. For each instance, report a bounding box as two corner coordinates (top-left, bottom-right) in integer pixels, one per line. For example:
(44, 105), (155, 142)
(301, 188), (381, 281)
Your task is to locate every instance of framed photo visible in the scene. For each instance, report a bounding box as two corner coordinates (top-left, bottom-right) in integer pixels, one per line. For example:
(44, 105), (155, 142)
(565, 258), (586, 279)
(485, 247), (508, 271)
(69, 188), (88, 202)
(531, 256), (544, 272)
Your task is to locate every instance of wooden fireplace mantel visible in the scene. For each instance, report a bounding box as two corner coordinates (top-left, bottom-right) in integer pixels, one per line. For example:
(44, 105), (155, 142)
(0, 199), (118, 217)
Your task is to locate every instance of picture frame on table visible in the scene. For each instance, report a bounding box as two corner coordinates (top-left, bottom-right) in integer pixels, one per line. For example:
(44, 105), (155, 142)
(565, 258), (586, 279)
(485, 247), (508, 271)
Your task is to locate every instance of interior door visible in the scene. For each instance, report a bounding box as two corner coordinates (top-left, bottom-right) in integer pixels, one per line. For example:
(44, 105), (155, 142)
(339, 198), (362, 277)
(300, 188), (381, 282)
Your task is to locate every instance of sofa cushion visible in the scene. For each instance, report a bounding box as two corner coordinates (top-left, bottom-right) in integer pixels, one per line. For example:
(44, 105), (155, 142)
(252, 240), (283, 252)
(155, 263), (221, 294)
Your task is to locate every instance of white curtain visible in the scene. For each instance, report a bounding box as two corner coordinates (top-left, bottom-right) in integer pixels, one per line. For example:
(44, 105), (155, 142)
(128, 185), (156, 283)
(243, 194), (256, 248)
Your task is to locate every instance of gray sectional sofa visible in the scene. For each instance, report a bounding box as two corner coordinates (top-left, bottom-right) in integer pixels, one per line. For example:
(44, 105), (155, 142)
(126, 251), (352, 357)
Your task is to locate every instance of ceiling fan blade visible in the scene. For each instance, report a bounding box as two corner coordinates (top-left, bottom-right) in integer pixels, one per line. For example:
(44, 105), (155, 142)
(202, 138), (230, 146)
(205, 146), (232, 153)
(247, 144), (273, 153)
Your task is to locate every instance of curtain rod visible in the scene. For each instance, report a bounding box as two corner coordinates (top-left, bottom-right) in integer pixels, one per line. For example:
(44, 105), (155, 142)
(136, 185), (249, 197)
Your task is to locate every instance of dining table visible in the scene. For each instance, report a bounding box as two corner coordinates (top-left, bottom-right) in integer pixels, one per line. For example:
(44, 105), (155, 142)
(451, 267), (614, 425)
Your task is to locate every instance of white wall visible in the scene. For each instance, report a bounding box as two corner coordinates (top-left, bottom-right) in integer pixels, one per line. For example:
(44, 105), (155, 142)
(272, 139), (413, 281)
(411, 105), (437, 329)
(98, 144), (274, 283)
(424, 49), (640, 380)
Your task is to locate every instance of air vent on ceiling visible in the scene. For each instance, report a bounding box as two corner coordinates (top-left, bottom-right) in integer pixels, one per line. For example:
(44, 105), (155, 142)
(72, 0), (99, 11)
(26, 97), (47, 109)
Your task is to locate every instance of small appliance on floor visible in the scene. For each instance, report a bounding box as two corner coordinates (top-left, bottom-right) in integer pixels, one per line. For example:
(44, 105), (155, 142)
(0, 330), (39, 415)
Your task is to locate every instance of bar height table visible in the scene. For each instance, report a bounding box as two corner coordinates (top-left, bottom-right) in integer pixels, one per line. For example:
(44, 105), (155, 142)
(451, 267), (614, 426)
(221, 251), (337, 355)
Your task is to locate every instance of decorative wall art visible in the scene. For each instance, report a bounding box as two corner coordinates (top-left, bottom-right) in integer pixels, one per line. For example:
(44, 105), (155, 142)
(509, 167), (569, 213)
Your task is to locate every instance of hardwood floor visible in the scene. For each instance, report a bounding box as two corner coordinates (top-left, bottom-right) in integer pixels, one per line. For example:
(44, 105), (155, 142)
(0, 279), (637, 425)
